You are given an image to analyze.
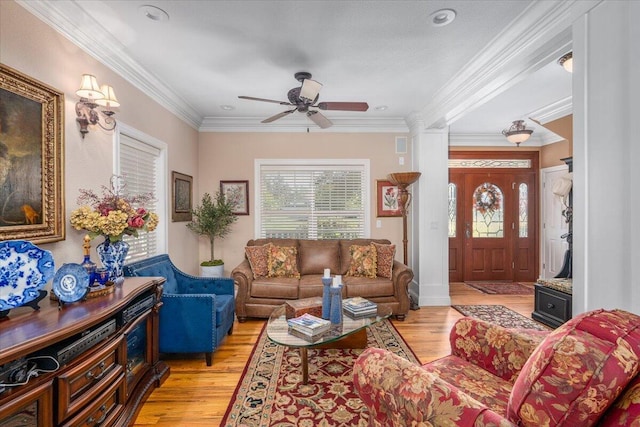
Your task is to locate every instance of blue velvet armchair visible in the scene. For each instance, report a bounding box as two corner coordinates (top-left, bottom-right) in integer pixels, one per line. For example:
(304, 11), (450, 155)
(123, 254), (235, 366)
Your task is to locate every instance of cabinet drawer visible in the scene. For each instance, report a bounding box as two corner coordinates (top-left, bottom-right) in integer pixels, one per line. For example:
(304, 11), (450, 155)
(57, 335), (126, 423)
(62, 373), (126, 427)
(535, 286), (572, 324)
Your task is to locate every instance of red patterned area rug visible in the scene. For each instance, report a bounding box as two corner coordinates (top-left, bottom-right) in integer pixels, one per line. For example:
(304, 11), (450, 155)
(221, 319), (419, 426)
(452, 304), (550, 331)
(465, 281), (534, 295)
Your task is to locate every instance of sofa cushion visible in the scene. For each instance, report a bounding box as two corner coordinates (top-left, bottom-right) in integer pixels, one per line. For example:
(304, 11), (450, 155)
(508, 309), (640, 426)
(339, 239), (390, 274)
(373, 242), (395, 279)
(267, 245), (301, 278)
(346, 243), (378, 278)
(245, 243), (271, 279)
(343, 275), (394, 298)
(251, 277), (299, 299)
(298, 239), (340, 275)
(599, 375), (640, 426)
(298, 275), (325, 299)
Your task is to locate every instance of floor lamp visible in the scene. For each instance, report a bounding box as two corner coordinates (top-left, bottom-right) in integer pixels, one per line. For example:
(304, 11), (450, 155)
(387, 172), (421, 265)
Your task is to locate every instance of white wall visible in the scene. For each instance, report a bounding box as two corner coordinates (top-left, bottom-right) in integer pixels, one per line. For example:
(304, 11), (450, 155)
(572, 0), (640, 313)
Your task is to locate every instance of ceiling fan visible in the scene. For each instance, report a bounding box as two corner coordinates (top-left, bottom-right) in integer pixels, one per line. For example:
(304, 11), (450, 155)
(238, 71), (369, 129)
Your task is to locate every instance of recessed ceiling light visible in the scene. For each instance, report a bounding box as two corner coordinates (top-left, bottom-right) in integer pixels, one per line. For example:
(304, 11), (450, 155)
(139, 5), (170, 22)
(374, 105), (388, 111)
(220, 105), (235, 111)
(430, 9), (456, 27)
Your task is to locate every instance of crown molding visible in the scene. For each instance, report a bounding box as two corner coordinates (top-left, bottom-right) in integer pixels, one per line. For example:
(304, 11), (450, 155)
(199, 116), (409, 133)
(419, 0), (600, 130)
(528, 96), (572, 124)
(17, 0), (203, 130)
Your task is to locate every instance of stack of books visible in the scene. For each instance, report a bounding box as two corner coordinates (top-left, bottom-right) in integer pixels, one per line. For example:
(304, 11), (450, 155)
(342, 297), (378, 319)
(287, 313), (331, 340)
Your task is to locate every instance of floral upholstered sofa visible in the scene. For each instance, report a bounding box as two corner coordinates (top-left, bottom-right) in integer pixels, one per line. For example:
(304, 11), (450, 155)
(232, 238), (413, 322)
(353, 309), (640, 426)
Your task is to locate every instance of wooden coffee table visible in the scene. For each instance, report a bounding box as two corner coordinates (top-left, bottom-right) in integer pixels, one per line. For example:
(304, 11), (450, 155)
(266, 303), (392, 384)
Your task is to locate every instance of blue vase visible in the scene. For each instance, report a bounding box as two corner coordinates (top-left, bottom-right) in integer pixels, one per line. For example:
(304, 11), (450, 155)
(96, 237), (129, 285)
(329, 285), (343, 324)
(321, 277), (332, 320)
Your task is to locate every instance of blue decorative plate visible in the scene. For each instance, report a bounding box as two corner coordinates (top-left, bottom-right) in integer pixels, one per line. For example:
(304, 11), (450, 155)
(53, 263), (90, 303)
(0, 240), (55, 310)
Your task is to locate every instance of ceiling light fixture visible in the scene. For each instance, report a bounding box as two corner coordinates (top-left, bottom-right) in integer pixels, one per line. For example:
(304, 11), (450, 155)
(139, 5), (170, 22)
(558, 52), (573, 73)
(75, 74), (119, 138)
(502, 120), (533, 147)
(430, 9), (456, 27)
(374, 105), (388, 111)
(220, 105), (235, 111)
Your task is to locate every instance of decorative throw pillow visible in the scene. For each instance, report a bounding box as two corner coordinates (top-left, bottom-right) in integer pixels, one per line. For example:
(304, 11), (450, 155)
(346, 244), (378, 278)
(373, 242), (395, 279)
(267, 245), (301, 278)
(245, 243), (271, 279)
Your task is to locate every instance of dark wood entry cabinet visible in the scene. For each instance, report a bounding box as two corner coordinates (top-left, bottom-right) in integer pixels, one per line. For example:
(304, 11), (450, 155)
(0, 277), (169, 426)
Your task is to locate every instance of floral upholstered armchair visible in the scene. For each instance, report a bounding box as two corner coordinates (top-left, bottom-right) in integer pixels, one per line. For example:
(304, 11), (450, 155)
(353, 309), (640, 426)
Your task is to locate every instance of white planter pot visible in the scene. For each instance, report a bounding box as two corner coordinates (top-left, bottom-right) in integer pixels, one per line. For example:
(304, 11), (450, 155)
(200, 264), (224, 277)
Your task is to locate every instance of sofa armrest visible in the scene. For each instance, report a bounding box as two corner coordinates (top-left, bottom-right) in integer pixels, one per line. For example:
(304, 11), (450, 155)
(231, 259), (254, 321)
(172, 270), (234, 295)
(391, 260), (413, 315)
(450, 317), (548, 383)
(353, 348), (511, 427)
(159, 294), (216, 353)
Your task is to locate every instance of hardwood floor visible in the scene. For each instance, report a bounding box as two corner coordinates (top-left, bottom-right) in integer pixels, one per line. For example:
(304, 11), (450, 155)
(133, 282), (536, 426)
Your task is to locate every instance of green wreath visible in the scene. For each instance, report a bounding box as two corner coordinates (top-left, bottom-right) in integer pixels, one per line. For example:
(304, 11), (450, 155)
(473, 183), (501, 215)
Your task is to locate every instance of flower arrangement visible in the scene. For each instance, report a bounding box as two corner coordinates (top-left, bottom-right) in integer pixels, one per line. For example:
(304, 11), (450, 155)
(70, 176), (159, 241)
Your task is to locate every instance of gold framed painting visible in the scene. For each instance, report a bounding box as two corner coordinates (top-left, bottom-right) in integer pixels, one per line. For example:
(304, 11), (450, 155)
(0, 64), (65, 243)
(171, 171), (193, 222)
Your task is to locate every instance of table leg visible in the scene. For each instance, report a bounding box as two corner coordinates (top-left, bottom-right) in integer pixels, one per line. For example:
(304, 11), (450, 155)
(300, 347), (308, 384)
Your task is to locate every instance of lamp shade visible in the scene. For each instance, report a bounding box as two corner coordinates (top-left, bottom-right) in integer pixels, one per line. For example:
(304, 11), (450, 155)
(76, 74), (104, 100)
(299, 79), (323, 102)
(96, 85), (120, 108)
(387, 172), (421, 187)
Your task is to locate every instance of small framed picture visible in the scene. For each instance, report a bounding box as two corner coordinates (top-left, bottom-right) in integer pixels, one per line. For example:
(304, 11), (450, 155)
(171, 171), (193, 222)
(221, 180), (249, 215)
(376, 180), (401, 217)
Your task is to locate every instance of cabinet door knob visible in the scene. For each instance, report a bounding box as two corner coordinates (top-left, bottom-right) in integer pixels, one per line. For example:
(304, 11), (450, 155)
(547, 303), (555, 309)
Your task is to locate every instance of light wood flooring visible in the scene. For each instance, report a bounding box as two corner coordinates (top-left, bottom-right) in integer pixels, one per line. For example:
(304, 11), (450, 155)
(133, 282), (537, 426)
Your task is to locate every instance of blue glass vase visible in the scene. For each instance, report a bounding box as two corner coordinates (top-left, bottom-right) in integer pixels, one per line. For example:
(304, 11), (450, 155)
(329, 284), (343, 324)
(96, 237), (129, 285)
(321, 277), (332, 320)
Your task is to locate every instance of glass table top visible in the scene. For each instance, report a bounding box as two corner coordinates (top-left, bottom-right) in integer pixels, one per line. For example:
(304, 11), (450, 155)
(266, 303), (392, 348)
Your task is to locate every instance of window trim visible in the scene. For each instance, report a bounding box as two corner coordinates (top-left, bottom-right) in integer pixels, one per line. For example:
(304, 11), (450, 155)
(114, 122), (168, 257)
(254, 158), (371, 239)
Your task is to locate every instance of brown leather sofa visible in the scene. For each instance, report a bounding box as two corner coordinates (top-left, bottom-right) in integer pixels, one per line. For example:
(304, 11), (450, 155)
(232, 238), (414, 322)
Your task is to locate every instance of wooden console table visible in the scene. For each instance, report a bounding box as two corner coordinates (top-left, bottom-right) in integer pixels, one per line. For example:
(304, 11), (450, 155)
(0, 277), (169, 426)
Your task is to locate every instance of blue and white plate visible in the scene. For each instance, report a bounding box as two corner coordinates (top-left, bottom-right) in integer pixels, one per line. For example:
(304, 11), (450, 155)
(53, 263), (90, 303)
(0, 240), (55, 310)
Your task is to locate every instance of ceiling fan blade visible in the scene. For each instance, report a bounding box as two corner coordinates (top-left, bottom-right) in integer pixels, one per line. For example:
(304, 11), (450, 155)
(317, 102), (369, 112)
(261, 109), (296, 123)
(239, 95), (292, 106)
(307, 110), (333, 129)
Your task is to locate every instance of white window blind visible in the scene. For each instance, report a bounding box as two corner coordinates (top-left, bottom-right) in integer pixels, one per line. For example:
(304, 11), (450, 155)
(258, 162), (367, 239)
(119, 134), (160, 263)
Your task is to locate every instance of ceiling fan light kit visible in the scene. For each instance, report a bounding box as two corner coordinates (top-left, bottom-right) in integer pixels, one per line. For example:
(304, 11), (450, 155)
(502, 120), (533, 146)
(238, 71), (369, 129)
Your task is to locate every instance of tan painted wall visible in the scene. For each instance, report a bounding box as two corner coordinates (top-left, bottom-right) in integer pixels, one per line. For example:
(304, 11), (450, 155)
(198, 132), (412, 275)
(1, 2), (201, 274)
(541, 139), (572, 168)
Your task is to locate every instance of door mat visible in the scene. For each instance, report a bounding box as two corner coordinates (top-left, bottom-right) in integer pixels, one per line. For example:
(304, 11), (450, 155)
(220, 319), (419, 426)
(452, 304), (549, 331)
(465, 281), (534, 295)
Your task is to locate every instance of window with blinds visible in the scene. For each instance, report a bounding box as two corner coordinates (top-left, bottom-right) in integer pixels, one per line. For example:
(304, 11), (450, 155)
(257, 161), (369, 239)
(119, 133), (161, 263)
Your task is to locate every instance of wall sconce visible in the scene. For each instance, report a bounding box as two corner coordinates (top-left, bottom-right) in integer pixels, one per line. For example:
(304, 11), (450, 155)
(75, 74), (120, 138)
(502, 120), (533, 146)
(387, 171), (421, 265)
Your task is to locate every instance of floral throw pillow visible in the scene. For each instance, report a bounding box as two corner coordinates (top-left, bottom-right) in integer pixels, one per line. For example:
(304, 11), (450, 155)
(245, 243), (271, 279)
(373, 242), (395, 279)
(346, 244), (377, 278)
(267, 245), (301, 278)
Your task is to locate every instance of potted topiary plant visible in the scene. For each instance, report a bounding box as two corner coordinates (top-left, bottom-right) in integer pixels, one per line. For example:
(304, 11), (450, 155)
(186, 191), (238, 277)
